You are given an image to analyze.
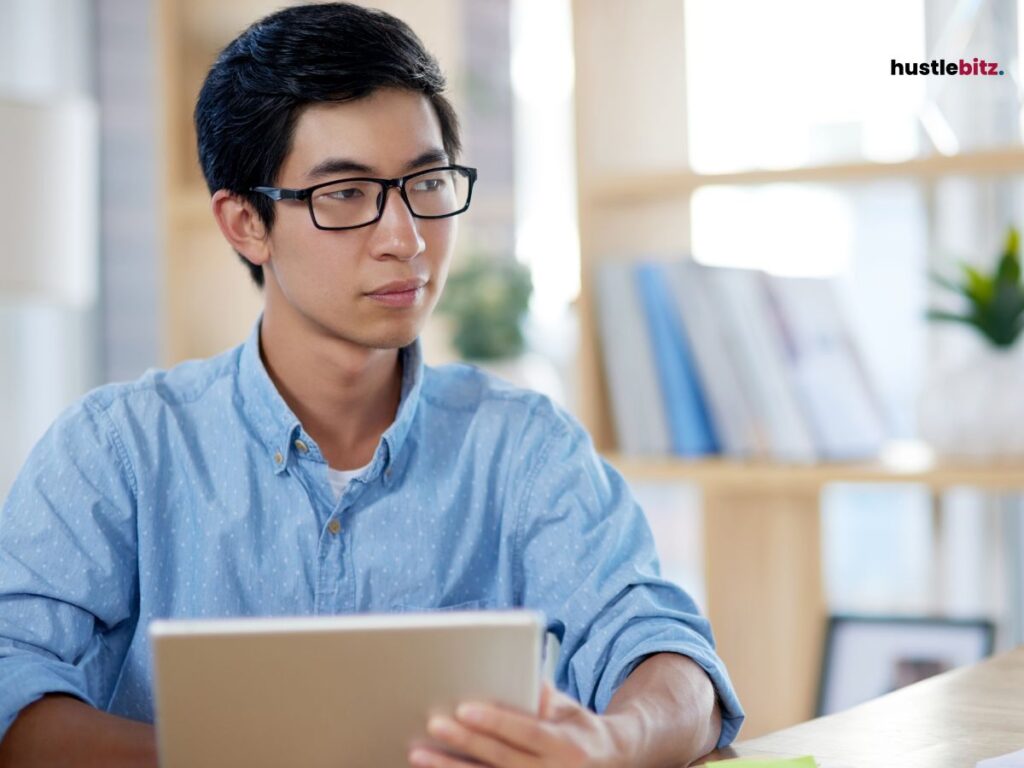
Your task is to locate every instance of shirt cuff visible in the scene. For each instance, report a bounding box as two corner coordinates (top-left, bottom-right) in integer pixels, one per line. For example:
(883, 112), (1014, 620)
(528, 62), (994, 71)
(594, 631), (745, 749)
(0, 655), (95, 743)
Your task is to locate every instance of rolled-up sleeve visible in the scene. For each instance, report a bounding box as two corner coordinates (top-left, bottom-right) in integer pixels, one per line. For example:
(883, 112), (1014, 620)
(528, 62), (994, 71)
(0, 396), (138, 741)
(513, 402), (744, 748)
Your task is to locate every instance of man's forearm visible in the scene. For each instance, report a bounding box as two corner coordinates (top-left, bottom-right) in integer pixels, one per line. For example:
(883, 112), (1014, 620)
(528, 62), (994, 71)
(0, 695), (157, 768)
(602, 652), (722, 768)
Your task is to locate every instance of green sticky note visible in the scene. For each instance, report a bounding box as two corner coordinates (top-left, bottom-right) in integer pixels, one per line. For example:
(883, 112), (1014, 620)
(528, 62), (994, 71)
(705, 757), (817, 768)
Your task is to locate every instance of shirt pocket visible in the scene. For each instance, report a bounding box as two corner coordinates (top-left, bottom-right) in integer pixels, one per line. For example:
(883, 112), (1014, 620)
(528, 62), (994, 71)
(389, 598), (495, 613)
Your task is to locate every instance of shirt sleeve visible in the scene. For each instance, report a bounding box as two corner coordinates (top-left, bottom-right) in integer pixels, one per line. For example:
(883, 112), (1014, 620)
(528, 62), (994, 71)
(0, 396), (139, 741)
(512, 401), (745, 748)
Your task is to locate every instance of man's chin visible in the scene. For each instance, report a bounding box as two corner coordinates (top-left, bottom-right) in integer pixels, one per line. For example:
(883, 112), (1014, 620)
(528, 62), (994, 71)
(314, 307), (428, 351)
(350, 322), (423, 351)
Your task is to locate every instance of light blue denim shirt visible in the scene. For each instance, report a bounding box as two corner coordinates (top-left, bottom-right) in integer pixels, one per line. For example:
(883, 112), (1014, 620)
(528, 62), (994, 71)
(0, 321), (743, 746)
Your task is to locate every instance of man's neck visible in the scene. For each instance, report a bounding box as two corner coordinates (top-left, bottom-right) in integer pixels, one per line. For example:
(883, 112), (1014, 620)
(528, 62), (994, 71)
(258, 310), (403, 471)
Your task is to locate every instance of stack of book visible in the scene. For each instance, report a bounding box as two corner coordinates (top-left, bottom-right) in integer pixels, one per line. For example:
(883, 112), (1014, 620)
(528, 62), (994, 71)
(595, 259), (888, 461)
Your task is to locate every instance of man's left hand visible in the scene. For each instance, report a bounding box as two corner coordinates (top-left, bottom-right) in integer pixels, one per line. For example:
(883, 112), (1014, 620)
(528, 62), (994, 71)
(407, 682), (632, 768)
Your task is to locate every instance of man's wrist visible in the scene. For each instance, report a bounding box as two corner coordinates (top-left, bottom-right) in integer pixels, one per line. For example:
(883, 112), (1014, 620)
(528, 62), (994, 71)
(601, 653), (723, 766)
(599, 708), (649, 767)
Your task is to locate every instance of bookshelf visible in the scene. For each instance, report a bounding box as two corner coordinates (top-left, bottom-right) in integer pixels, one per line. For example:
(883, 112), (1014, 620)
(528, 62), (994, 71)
(603, 455), (1024, 737)
(607, 455), (1024, 491)
(588, 148), (1024, 206)
(571, 0), (1024, 738)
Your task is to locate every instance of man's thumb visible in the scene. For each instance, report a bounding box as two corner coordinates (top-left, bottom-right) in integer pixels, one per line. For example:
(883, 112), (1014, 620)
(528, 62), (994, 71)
(539, 680), (555, 719)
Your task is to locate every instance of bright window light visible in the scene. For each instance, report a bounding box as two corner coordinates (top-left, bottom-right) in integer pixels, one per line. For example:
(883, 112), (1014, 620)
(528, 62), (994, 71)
(684, 0), (927, 172)
(510, 0), (579, 322)
(691, 184), (854, 277)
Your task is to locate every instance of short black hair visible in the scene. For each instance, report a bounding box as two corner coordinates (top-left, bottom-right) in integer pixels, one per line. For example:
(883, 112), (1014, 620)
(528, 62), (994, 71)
(194, 2), (461, 287)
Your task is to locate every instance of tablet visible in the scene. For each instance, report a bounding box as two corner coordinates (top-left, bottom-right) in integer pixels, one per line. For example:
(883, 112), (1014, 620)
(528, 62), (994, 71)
(150, 610), (544, 768)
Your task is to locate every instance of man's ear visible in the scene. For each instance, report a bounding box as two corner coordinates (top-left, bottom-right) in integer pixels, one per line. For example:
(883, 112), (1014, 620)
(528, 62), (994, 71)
(211, 190), (271, 269)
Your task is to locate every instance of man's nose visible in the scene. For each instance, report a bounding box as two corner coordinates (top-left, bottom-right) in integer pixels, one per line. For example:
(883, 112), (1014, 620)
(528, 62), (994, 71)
(370, 186), (425, 261)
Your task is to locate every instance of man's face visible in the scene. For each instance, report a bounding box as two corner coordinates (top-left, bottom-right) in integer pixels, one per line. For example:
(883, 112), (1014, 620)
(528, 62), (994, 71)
(262, 88), (458, 350)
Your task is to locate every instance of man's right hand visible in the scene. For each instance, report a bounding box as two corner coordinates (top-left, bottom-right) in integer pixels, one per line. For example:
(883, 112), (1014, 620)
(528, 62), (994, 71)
(0, 695), (157, 768)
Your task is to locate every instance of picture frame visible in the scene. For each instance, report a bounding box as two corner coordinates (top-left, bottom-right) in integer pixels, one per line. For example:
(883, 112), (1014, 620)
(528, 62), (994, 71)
(816, 614), (995, 716)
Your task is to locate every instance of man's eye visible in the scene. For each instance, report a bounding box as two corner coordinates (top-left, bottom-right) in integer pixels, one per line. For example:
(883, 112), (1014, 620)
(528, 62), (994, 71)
(412, 178), (446, 193)
(321, 187), (364, 201)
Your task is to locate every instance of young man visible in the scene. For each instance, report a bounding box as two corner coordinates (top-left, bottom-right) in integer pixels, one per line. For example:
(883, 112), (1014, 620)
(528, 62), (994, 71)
(0, 4), (742, 766)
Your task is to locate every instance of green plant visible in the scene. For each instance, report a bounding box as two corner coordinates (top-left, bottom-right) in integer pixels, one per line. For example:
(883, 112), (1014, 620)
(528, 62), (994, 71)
(438, 255), (533, 360)
(928, 226), (1024, 348)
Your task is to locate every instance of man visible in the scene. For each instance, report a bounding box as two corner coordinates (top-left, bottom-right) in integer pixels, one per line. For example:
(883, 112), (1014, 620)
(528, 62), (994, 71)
(0, 4), (742, 766)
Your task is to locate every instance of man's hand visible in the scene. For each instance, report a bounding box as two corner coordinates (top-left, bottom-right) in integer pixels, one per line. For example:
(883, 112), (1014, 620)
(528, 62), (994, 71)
(407, 653), (722, 768)
(407, 682), (631, 768)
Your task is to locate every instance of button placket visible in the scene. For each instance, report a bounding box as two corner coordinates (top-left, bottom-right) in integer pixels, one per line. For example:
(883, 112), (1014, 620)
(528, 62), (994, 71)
(314, 511), (344, 614)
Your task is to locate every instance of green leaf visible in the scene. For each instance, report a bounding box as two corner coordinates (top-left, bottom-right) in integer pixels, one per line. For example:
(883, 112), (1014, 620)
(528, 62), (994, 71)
(985, 280), (1024, 343)
(928, 269), (966, 295)
(1005, 226), (1020, 259)
(960, 264), (994, 305)
(996, 248), (1021, 286)
(927, 226), (1024, 348)
(926, 309), (972, 324)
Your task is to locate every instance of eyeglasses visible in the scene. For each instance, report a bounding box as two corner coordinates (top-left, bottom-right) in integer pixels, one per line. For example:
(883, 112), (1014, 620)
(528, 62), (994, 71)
(250, 164), (477, 231)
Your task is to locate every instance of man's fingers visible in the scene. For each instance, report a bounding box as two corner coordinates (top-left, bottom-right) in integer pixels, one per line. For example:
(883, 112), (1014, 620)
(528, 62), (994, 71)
(408, 745), (484, 768)
(454, 701), (557, 753)
(424, 715), (534, 767)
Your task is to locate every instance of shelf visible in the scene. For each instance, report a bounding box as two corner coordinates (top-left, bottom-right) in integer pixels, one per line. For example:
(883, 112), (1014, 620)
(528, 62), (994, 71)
(604, 454), (1024, 491)
(587, 147), (1024, 206)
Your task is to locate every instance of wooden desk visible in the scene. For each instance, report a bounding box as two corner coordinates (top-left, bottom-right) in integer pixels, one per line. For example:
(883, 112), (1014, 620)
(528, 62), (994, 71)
(697, 646), (1024, 767)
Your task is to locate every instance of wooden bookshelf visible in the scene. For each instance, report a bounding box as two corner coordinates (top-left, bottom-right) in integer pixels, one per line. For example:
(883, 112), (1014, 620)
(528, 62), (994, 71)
(587, 147), (1024, 206)
(570, 0), (1024, 740)
(605, 454), (1024, 491)
(604, 454), (1024, 737)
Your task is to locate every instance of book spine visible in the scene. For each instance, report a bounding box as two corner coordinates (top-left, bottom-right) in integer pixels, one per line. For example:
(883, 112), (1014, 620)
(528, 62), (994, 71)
(635, 262), (719, 457)
(666, 260), (761, 457)
(594, 262), (673, 455)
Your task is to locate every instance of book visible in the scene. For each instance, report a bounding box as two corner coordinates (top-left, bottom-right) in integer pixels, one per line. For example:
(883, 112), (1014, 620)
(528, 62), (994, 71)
(705, 266), (817, 462)
(664, 260), (763, 457)
(762, 274), (888, 459)
(635, 262), (719, 457)
(594, 262), (672, 456)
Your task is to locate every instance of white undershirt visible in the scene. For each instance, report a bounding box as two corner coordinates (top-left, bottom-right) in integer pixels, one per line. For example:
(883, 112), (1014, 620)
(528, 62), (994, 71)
(326, 464), (370, 501)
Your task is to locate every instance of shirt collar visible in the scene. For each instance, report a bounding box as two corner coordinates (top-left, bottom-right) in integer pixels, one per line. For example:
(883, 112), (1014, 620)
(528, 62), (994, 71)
(237, 318), (423, 481)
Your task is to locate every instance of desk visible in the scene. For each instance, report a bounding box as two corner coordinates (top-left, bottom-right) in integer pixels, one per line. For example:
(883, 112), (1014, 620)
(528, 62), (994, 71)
(697, 645), (1024, 767)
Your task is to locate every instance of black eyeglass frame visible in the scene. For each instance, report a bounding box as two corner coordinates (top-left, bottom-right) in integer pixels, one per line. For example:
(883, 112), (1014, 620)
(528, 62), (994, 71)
(250, 164), (478, 231)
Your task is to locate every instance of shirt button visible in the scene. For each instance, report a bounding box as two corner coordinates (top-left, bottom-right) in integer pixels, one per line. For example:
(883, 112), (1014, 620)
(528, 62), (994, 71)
(273, 451), (283, 465)
(294, 439), (309, 454)
(328, 519), (341, 535)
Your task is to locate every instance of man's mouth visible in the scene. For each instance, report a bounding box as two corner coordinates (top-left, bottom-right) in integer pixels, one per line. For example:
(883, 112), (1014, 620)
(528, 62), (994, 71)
(364, 278), (428, 307)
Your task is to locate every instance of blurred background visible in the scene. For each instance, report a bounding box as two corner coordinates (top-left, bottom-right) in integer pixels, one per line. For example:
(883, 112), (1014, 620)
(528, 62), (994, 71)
(3, 0), (1024, 740)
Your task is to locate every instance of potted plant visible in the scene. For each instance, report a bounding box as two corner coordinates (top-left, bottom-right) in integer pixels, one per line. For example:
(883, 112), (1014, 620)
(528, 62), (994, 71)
(928, 227), (1024, 348)
(921, 226), (1024, 457)
(437, 254), (533, 361)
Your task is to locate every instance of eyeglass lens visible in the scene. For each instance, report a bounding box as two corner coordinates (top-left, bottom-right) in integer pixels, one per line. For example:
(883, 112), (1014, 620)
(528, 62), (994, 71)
(310, 167), (471, 229)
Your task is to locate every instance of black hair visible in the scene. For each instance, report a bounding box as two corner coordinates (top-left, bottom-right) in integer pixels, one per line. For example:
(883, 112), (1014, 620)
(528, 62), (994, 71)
(194, 2), (461, 287)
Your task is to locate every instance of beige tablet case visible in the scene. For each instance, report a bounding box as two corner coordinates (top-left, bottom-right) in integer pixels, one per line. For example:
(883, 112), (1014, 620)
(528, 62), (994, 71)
(150, 611), (543, 768)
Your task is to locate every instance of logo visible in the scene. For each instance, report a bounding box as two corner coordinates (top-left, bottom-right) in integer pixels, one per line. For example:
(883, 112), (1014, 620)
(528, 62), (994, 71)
(891, 58), (1005, 76)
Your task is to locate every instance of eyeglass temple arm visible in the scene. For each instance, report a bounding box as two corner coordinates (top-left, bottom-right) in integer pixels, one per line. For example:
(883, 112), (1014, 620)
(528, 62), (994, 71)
(251, 186), (307, 201)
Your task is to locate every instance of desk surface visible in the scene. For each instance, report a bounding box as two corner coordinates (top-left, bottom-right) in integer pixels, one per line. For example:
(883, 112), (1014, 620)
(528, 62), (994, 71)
(698, 646), (1024, 767)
